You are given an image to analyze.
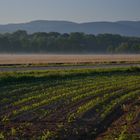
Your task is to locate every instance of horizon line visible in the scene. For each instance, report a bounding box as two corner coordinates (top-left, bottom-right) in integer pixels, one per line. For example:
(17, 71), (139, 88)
(0, 19), (140, 25)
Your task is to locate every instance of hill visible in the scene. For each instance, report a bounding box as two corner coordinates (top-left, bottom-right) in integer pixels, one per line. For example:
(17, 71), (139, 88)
(0, 20), (140, 36)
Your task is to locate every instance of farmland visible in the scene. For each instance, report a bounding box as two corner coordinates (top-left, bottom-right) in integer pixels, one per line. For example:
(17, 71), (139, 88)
(0, 67), (140, 139)
(0, 54), (140, 65)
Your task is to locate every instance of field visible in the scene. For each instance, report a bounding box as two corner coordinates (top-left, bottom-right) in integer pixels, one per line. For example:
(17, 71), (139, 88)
(0, 54), (140, 64)
(0, 67), (140, 139)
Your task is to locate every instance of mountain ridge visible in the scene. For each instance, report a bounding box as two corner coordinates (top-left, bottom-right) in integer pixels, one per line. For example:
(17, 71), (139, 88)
(0, 20), (140, 36)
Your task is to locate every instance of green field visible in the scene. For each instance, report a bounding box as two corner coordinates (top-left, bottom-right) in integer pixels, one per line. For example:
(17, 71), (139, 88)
(0, 67), (140, 140)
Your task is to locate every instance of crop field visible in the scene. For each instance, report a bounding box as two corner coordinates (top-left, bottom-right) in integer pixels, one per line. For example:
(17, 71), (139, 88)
(0, 54), (140, 64)
(0, 67), (140, 139)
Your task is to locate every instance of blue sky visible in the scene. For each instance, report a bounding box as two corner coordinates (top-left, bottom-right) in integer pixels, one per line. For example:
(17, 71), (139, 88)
(0, 0), (140, 24)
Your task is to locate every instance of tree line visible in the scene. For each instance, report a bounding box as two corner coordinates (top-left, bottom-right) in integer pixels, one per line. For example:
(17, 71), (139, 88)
(0, 30), (140, 54)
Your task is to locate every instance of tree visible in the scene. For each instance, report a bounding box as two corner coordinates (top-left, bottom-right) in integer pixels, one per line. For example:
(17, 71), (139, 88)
(115, 43), (129, 53)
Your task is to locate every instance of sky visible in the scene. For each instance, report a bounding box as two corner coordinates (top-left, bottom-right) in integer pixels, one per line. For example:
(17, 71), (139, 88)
(0, 0), (140, 24)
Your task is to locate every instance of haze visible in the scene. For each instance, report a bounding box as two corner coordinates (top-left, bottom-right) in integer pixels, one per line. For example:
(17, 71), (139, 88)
(0, 0), (140, 24)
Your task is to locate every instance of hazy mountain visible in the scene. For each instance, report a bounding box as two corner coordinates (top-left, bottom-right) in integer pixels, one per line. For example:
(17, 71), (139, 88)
(0, 20), (140, 36)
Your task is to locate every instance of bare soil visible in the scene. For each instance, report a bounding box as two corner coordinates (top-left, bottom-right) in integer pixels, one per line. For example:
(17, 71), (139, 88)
(96, 98), (140, 140)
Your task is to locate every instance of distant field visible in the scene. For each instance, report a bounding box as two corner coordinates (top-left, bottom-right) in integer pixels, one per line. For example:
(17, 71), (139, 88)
(0, 67), (140, 139)
(0, 54), (140, 65)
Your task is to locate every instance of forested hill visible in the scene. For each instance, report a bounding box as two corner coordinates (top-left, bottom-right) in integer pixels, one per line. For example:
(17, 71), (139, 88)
(0, 20), (140, 37)
(0, 30), (140, 54)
